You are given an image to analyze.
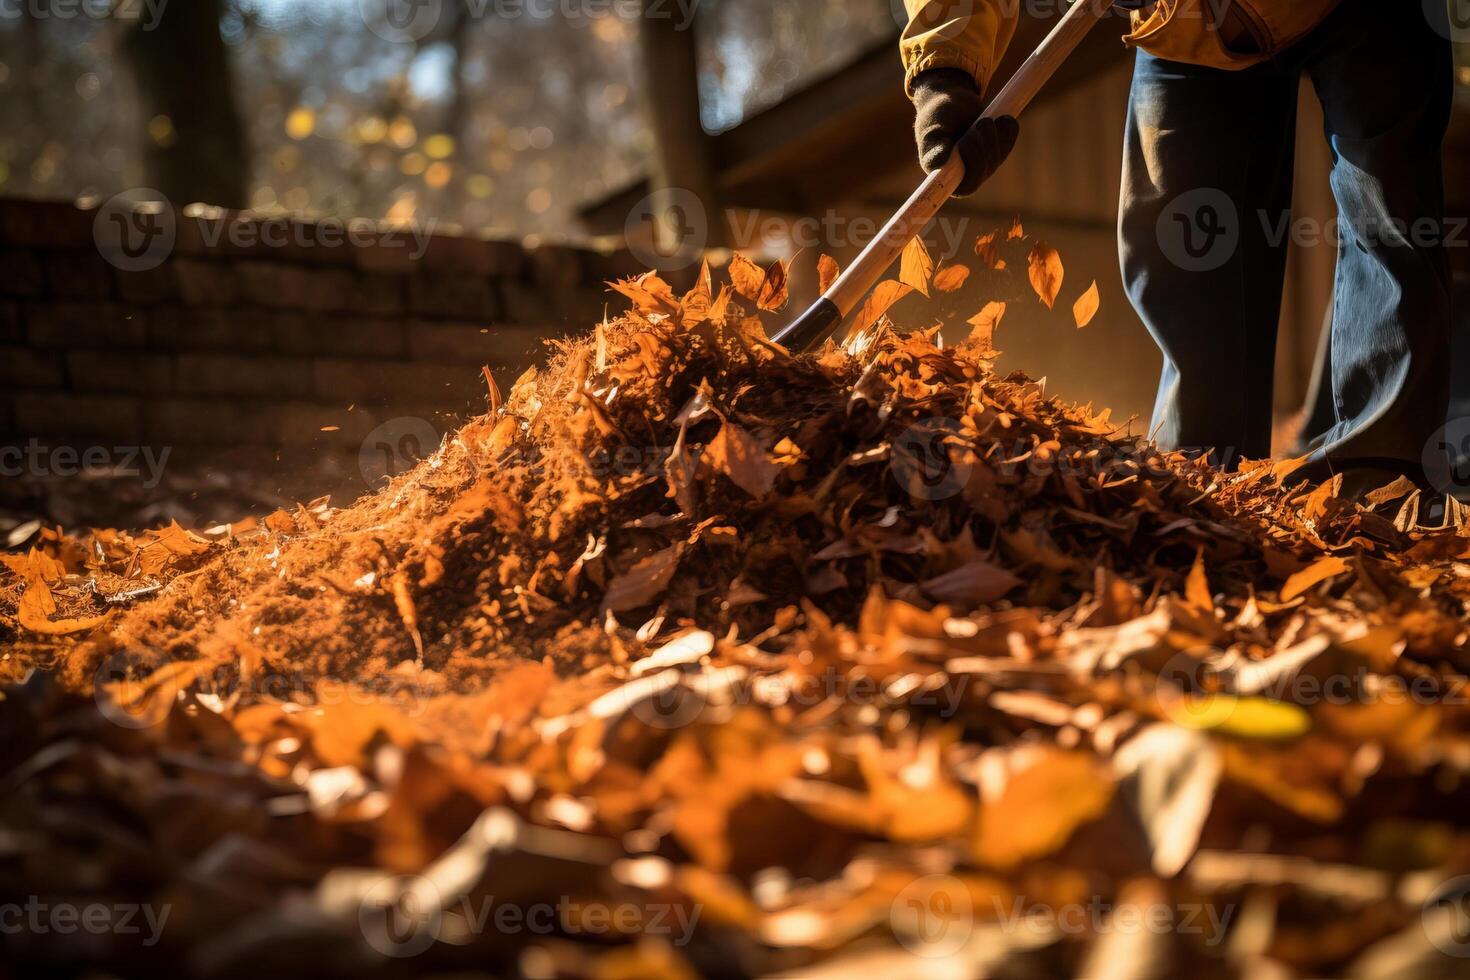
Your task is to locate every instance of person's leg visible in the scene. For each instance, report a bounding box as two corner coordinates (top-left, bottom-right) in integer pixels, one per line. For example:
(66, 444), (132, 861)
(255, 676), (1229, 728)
(1119, 52), (1300, 465)
(1295, 0), (1454, 483)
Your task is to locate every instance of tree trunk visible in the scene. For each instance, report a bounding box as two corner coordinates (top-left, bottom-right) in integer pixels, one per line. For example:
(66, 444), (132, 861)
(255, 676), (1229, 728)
(120, 0), (249, 208)
(636, 2), (727, 251)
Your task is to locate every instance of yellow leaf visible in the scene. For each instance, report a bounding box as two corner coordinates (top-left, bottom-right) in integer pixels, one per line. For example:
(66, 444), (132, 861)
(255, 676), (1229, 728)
(1027, 243), (1064, 310)
(899, 237), (934, 298)
(1280, 556), (1351, 602)
(1169, 695), (1312, 741)
(1072, 279), (1100, 328)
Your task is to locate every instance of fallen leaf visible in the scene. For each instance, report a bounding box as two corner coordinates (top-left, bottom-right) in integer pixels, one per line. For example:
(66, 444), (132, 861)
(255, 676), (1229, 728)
(849, 280), (914, 336)
(933, 264), (971, 293)
(1072, 279), (1100, 328)
(705, 420), (780, 498)
(817, 254), (840, 294)
(966, 301), (1006, 344)
(727, 253), (765, 303)
(922, 561), (1020, 607)
(17, 576), (105, 635)
(1280, 556), (1351, 602)
(603, 544), (686, 612)
(974, 231), (1001, 269)
(899, 237), (934, 297)
(975, 749), (1114, 870)
(1027, 243), (1064, 310)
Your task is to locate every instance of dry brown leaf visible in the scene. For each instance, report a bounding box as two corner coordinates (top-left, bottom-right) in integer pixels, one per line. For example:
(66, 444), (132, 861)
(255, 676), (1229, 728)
(756, 258), (789, 311)
(817, 254), (840, 294)
(1027, 243), (1064, 310)
(933, 264), (971, 293)
(705, 420), (780, 498)
(975, 749), (1114, 870)
(966, 301), (1006, 345)
(1007, 216), (1025, 240)
(899, 236), (934, 298)
(922, 561), (1020, 607)
(603, 543), (686, 612)
(1073, 279), (1100, 328)
(727, 253), (765, 303)
(849, 280), (913, 336)
(1185, 549), (1214, 614)
(1280, 556), (1351, 602)
(17, 576), (105, 635)
(974, 231), (1001, 269)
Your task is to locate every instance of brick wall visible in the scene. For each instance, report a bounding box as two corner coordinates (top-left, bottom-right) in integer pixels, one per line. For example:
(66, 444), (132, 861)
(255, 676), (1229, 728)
(0, 195), (645, 459)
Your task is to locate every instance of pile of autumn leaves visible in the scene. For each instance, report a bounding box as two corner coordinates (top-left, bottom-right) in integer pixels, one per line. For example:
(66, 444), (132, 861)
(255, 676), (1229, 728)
(2, 238), (1470, 979)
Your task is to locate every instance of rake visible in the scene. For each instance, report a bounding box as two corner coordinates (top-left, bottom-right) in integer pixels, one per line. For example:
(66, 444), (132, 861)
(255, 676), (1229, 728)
(772, 0), (1112, 351)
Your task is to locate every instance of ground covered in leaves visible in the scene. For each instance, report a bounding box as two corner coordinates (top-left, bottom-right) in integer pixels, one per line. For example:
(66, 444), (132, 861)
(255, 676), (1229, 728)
(3, 249), (1470, 979)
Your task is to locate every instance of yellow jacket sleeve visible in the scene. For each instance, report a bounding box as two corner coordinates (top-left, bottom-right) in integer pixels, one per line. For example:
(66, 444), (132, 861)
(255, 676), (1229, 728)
(900, 0), (1019, 97)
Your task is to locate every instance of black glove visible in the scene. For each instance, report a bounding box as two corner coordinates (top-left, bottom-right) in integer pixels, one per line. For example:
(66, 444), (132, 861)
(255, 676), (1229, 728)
(912, 68), (1020, 198)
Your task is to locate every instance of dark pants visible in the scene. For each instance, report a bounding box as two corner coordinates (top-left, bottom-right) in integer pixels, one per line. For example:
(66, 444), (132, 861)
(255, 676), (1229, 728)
(1119, 0), (1454, 477)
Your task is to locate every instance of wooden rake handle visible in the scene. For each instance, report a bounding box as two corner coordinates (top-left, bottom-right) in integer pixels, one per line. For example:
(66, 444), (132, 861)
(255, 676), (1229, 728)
(773, 0), (1113, 351)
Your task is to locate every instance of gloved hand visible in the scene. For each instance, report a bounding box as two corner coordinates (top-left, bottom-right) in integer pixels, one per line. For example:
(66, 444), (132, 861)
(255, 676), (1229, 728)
(912, 68), (1020, 198)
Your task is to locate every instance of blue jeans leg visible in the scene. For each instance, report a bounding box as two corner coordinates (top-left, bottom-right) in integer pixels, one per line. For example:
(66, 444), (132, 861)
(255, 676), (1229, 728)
(1294, 0), (1454, 479)
(1119, 52), (1298, 464)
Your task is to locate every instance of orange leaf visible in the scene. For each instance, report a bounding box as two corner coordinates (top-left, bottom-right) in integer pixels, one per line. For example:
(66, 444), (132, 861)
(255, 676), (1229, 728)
(757, 258), (789, 311)
(727, 253), (765, 302)
(974, 231), (1001, 269)
(18, 576), (105, 636)
(850, 280), (913, 335)
(1027, 243), (1064, 310)
(1185, 549), (1213, 614)
(933, 264), (971, 293)
(1006, 216), (1025, 240)
(966, 301), (1006, 344)
(1073, 279), (1100, 328)
(1280, 556), (1351, 602)
(706, 420), (780, 498)
(899, 237), (934, 297)
(817, 254), (840, 294)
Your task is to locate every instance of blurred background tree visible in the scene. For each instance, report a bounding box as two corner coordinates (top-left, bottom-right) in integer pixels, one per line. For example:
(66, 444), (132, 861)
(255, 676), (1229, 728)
(120, 0), (250, 206)
(0, 0), (897, 234)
